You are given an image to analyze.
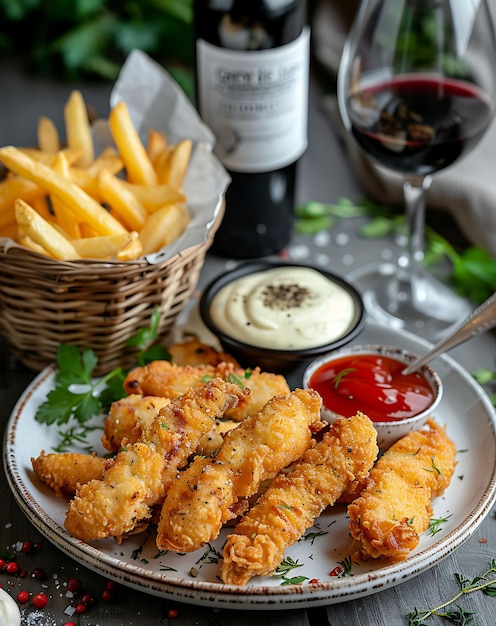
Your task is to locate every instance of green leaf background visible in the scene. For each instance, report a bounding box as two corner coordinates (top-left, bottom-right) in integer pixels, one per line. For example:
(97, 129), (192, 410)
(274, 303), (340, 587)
(0, 0), (194, 94)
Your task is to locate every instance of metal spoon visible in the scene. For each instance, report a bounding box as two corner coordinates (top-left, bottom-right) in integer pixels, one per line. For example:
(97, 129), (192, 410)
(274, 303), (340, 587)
(402, 291), (496, 375)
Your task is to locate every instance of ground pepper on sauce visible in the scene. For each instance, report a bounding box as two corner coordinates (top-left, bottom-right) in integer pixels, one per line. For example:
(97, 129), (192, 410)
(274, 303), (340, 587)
(209, 267), (357, 350)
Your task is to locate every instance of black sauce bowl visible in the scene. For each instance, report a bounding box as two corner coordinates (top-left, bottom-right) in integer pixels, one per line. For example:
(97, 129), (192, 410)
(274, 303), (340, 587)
(199, 260), (366, 372)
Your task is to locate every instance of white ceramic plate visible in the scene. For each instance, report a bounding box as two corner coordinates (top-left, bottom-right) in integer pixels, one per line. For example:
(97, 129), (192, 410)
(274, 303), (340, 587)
(4, 321), (496, 609)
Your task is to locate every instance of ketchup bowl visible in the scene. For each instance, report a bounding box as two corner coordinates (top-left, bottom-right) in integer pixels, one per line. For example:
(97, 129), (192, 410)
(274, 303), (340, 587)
(303, 344), (443, 449)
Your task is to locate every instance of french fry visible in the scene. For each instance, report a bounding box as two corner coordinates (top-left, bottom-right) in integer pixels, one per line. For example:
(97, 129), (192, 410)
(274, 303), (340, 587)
(68, 167), (102, 201)
(2, 91), (194, 260)
(0, 175), (44, 213)
(139, 204), (190, 255)
(120, 180), (186, 212)
(85, 147), (124, 177)
(30, 196), (54, 222)
(0, 146), (127, 236)
(37, 116), (60, 153)
(98, 169), (148, 231)
(64, 90), (94, 168)
(147, 129), (169, 164)
(153, 149), (171, 184)
(15, 199), (81, 260)
(109, 101), (158, 186)
(20, 147), (82, 167)
(79, 223), (100, 238)
(167, 139), (192, 189)
(115, 231), (144, 261)
(18, 229), (51, 256)
(71, 231), (142, 260)
(50, 153), (82, 239)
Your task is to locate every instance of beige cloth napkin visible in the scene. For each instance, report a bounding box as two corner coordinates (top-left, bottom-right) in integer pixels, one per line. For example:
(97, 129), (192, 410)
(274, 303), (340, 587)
(312, 0), (496, 256)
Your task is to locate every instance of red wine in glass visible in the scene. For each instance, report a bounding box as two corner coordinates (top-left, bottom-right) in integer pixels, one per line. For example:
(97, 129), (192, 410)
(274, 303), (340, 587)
(338, 0), (496, 340)
(348, 75), (493, 177)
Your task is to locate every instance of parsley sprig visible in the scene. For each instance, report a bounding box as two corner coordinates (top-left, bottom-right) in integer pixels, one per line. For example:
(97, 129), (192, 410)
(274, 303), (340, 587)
(295, 198), (496, 305)
(34, 309), (171, 447)
(407, 559), (496, 625)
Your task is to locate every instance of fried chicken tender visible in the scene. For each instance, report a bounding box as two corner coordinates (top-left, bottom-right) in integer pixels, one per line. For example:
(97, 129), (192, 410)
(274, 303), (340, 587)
(221, 412), (378, 585)
(101, 394), (171, 452)
(31, 451), (106, 496)
(347, 418), (456, 562)
(123, 360), (290, 421)
(168, 339), (240, 367)
(156, 388), (324, 553)
(64, 378), (248, 542)
(102, 393), (238, 456)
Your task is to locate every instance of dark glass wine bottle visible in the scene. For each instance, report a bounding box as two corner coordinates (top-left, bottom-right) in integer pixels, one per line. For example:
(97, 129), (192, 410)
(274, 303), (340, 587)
(194, 0), (310, 258)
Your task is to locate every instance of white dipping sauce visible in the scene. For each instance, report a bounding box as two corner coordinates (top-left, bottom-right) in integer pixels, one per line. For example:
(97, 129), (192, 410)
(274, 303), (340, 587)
(210, 267), (357, 350)
(0, 588), (21, 626)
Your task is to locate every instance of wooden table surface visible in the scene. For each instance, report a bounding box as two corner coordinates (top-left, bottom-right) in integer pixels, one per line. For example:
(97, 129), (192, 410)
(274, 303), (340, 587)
(1, 58), (496, 626)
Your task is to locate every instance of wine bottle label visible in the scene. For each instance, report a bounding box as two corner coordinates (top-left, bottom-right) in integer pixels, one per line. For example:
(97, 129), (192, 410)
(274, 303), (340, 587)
(196, 27), (310, 173)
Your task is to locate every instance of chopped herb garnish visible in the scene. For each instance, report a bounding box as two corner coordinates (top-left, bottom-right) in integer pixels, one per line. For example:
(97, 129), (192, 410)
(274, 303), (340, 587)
(275, 556), (303, 577)
(131, 546), (143, 560)
(153, 550), (168, 559)
(338, 555), (354, 577)
(281, 575), (308, 586)
(159, 565), (178, 572)
(225, 373), (246, 388)
(195, 543), (222, 566)
(333, 368), (357, 389)
(423, 457), (442, 475)
(303, 530), (328, 545)
(427, 514), (452, 536)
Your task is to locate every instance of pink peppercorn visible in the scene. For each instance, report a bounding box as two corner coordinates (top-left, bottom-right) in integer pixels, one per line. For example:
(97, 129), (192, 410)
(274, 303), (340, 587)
(17, 590), (30, 604)
(32, 593), (48, 609)
(5, 561), (19, 575)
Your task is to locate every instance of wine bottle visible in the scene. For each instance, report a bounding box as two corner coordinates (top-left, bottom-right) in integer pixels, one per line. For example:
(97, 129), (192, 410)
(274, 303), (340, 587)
(194, 0), (310, 258)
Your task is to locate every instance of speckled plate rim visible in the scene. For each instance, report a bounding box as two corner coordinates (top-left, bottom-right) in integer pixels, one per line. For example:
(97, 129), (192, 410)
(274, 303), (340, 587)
(3, 320), (496, 610)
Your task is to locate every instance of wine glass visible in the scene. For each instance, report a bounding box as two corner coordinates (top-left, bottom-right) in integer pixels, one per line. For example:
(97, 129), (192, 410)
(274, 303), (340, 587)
(337, 0), (496, 340)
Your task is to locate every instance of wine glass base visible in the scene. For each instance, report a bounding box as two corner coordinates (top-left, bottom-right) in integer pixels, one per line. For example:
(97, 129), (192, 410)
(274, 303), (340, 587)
(347, 262), (473, 342)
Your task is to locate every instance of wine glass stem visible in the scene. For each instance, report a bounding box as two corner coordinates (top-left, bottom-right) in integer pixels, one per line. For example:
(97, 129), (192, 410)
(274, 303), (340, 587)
(402, 175), (433, 305)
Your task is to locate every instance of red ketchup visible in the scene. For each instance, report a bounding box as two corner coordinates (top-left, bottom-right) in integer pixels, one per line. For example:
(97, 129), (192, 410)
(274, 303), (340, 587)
(308, 354), (434, 423)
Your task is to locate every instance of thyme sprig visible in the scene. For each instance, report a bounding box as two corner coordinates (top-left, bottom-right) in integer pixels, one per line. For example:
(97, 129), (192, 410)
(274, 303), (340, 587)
(407, 559), (496, 625)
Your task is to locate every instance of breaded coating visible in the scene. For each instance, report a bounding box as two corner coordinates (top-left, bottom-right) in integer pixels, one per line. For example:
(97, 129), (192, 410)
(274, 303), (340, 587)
(347, 418), (456, 562)
(168, 339), (240, 367)
(101, 394), (171, 452)
(156, 388), (324, 553)
(123, 360), (290, 421)
(102, 394), (236, 457)
(64, 378), (248, 542)
(31, 451), (106, 496)
(221, 412), (378, 585)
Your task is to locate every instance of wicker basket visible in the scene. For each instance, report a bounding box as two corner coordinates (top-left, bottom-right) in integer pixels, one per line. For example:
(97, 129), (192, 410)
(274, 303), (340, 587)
(0, 205), (223, 376)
